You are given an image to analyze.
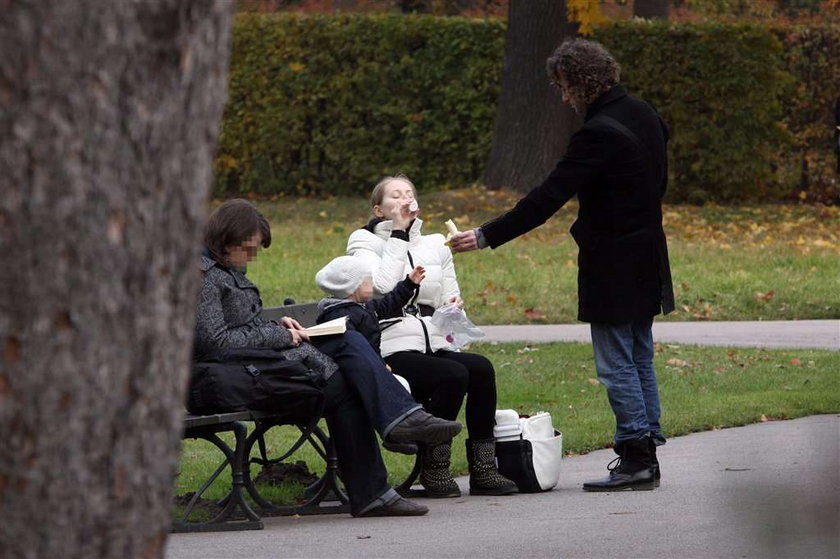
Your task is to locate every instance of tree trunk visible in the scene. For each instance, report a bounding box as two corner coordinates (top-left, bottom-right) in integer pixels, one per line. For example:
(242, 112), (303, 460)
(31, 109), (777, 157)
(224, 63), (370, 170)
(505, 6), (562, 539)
(0, 2), (232, 558)
(633, 0), (670, 19)
(483, 0), (580, 192)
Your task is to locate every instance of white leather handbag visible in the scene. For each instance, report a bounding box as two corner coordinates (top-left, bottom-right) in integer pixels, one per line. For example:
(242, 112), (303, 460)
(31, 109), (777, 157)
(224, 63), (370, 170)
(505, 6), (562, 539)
(494, 409), (563, 492)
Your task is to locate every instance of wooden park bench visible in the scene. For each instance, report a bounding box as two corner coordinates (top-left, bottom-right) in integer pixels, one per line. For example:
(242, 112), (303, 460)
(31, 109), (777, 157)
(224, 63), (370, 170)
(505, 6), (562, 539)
(174, 408), (349, 533)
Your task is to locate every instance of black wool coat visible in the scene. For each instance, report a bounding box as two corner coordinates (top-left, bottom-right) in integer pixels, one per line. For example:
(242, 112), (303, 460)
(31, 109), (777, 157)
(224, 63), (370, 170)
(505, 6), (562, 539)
(481, 86), (675, 324)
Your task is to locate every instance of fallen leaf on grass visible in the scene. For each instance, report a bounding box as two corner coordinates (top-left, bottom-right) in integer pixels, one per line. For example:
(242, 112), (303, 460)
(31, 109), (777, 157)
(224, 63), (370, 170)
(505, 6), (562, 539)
(666, 358), (688, 368)
(586, 378), (600, 386)
(523, 308), (546, 320)
(789, 358), (802, 366)
(760, 414), (769, 422)
(755, 290), (775, 302)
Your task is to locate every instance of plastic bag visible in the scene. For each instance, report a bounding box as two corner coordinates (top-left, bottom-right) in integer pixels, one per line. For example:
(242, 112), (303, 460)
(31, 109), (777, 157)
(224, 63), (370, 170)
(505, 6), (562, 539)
(430, 303), (485, 349)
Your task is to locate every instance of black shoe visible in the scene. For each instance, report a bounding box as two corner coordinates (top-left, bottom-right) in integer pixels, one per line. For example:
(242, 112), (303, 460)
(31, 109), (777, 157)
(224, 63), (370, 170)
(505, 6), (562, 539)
(649, 437), (661, 488)
(383, 439), (419, 455)
(582, 466), (655, 492)
(583, 438), (655, 492)
(387, 410), (462, 446)
(357, 496), (429, 517)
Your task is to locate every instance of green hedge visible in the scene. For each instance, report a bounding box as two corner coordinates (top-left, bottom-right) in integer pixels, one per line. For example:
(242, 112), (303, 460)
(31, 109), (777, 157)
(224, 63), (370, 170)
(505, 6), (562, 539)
(594, 22), (795, 203)
(216, 14), (505, 197)
(773, 25), (840, 202)
(216, 14), (838, 203)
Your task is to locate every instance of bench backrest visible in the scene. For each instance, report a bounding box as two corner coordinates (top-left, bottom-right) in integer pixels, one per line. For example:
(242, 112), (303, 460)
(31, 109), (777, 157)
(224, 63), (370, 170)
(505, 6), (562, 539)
(262, 302), (319, 328)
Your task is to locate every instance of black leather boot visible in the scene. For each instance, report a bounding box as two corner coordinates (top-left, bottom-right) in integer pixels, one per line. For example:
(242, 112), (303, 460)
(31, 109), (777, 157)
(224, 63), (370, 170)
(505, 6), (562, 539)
(420, 441), (461, 498)
(650, 437), (661, 487)
(582, 438), (655, 492)
(466, 439), (518, 496)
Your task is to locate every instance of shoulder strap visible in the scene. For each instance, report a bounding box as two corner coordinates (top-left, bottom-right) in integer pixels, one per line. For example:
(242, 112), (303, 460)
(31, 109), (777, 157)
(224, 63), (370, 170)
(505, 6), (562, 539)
(592, 113), (667, 209)
(594, 114), (647, 156)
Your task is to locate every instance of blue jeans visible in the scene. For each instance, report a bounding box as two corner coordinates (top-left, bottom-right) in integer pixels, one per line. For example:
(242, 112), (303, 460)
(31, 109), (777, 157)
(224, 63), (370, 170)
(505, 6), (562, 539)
(590, 319), (665, 445)
(315, 330), (420, 438)
(322, 371), (400, 516)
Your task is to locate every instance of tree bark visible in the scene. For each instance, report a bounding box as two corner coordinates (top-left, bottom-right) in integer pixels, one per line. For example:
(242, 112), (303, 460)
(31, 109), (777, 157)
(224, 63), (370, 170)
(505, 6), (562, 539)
(0, 1), (232, 557)
(483, 0), (580, 192)
(633, 0), (670, 19)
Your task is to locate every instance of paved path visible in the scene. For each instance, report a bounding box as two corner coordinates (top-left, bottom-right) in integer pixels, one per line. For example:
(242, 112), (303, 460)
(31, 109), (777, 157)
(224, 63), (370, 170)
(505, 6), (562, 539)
(165, 415), (840, 559)
(165, 321), (839, 558)
(480, 320), (839, 350)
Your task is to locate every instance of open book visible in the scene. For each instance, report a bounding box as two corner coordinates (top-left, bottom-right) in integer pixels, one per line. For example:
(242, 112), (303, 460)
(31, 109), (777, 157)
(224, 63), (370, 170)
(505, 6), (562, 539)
(304, 316), (347, 337)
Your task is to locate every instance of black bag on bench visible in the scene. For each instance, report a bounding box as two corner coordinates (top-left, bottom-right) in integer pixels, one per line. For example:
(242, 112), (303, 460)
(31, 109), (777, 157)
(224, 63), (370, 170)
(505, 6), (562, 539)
(188, 348), (326, 420)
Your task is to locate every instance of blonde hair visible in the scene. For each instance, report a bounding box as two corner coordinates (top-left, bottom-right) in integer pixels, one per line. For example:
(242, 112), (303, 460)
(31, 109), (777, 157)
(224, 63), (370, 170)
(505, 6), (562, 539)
(370, 173), (416, 211)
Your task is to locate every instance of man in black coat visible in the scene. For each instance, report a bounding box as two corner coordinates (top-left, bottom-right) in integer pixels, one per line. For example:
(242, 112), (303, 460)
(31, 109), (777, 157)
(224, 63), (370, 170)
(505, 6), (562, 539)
(450, 38), (674, 491)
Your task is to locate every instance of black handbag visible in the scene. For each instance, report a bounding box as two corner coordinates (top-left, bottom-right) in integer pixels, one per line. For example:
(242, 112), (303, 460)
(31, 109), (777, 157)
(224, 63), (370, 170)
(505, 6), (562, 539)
(494, 411), (563, 493)
(187, 348), (327, 420)
(495, 439), (544, 493)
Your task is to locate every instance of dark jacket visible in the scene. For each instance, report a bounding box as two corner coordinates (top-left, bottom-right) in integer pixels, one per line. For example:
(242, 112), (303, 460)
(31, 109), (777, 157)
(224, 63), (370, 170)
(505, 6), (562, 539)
(481, 86), (675, 324)
(194, 255), (338, 376)
(315, 276), (419, 355)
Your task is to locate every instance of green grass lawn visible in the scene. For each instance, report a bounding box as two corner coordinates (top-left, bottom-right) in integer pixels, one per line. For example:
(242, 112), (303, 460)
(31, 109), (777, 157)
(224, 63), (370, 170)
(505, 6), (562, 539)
(245, 189), (839, 323)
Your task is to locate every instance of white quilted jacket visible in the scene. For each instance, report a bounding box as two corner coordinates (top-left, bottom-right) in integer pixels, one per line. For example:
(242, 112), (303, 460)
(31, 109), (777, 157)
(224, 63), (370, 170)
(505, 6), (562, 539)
(346, 218), (460, 357)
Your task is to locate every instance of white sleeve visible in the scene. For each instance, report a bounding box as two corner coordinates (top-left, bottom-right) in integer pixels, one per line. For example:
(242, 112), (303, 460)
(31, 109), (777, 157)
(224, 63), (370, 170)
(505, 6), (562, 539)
(347, 229), (409, 295)
(438, 240), (461, 306)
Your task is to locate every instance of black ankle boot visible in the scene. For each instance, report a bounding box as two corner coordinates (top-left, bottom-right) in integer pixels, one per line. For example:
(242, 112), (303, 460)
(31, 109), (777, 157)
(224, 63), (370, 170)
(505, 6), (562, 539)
(466, 439), (518, 496)
(649, 437), (661, 487)
(420, 441), (461, 498)
(582, 438), (655, 492)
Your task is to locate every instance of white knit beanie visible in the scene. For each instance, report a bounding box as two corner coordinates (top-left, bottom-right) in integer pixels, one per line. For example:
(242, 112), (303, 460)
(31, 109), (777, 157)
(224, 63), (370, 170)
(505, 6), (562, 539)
(315, 255), (372, 299)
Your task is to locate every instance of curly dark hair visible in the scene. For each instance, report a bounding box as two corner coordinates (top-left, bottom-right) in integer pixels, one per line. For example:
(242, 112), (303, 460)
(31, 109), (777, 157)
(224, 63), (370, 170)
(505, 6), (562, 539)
(546, 38), (620, 108)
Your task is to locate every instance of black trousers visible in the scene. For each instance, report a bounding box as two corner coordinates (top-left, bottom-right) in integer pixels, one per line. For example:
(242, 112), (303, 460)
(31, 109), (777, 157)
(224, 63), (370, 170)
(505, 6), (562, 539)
(385, 350), (497, 440)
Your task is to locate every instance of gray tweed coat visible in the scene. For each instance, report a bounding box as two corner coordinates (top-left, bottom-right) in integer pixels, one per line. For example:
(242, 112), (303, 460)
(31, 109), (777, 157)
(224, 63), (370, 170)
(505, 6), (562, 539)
(194, 255), (337, 377)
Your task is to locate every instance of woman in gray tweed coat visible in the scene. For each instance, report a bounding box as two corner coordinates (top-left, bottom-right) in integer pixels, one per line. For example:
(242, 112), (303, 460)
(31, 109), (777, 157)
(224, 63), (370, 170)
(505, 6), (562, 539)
(193, 199), (461, 517)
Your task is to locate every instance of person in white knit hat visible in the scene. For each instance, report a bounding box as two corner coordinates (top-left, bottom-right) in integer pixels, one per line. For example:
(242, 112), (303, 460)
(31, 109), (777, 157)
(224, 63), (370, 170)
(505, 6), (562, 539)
(316, 256), (428, 453)
(315, 255), (425, 359)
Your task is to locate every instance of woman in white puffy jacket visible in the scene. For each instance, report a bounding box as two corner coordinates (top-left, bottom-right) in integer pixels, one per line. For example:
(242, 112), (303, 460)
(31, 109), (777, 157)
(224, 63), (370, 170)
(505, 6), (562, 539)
(347, 175), (517, 498)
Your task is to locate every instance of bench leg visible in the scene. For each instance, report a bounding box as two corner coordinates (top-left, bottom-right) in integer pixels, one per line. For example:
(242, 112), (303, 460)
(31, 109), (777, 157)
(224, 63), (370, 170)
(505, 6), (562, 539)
(172, 421), (263, 533)
(243, 424), (350, 516)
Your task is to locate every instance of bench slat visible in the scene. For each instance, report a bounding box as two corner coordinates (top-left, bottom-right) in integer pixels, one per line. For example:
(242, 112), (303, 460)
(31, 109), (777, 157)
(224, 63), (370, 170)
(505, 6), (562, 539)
(262, 303), (319, 328)
(183, 411), (253, 429)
